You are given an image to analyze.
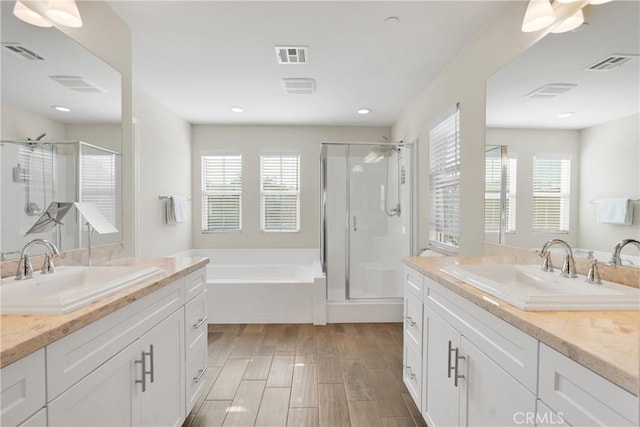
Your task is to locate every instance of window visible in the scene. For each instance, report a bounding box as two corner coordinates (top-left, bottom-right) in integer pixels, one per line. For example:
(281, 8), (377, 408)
(80, 152), (118, 227)
(484, 156), (517, 233)
(260, 153), (300, 232)
(201, 153), (242, 232)
(429, 104), (460, 251)
(532, 154), (571, 232)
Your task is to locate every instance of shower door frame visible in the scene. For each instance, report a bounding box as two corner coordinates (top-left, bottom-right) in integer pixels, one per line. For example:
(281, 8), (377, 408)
(320, 141), (414, 301)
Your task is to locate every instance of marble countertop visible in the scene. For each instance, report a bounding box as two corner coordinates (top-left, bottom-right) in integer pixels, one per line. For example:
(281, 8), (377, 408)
(0, 256), (209, 369)
(405, 256), (640, 396)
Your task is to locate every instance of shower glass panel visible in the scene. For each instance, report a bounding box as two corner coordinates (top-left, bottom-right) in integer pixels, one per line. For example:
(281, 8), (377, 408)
(0, 140), (121, 258)
(323, 142), (411, 301)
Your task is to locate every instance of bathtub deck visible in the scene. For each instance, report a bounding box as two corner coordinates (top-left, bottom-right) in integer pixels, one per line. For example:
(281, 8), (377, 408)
(183, 323), (426, 427)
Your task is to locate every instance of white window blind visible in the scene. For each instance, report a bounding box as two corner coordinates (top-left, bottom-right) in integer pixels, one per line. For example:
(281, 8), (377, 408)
(429, 105), (460, 251)
(201, 154), (242, 232)
(260, 153), (300, 232)
(80, 154), (118, 226)
(484, 157), (517, 233)
(532, 154), (571, 232)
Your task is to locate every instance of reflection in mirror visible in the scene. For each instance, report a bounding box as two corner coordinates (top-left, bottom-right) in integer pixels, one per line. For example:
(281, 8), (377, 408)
(485, 1), (639, 267)
(1, 1), (122, 260)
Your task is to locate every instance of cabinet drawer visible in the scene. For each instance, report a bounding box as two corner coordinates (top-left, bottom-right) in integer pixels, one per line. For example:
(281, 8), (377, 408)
(185, 289), (208, 348)
(404, 266), (424, 301)
(403, 342), (422, 406)
(404, 291), (423, 350)
(425, 276), (539, 394)
(185, 268), (206, 302)
(539, 344), (638, 427)
(47, 277), (185, 401)
(186, 332), (208, 413)
(0, 349), (45, 427)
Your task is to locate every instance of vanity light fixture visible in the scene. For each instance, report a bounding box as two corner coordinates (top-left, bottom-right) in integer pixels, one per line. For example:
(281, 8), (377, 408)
(521, 0), (555, 33)
(13, 0), (83, 28)
(52, 105), (71, 112)
(551, 8), (584, 33)
(229, 106), (244, 113)
(357, 108), (372, 115)
(522, 0), (609, 34)
(13, 1), (52, 27)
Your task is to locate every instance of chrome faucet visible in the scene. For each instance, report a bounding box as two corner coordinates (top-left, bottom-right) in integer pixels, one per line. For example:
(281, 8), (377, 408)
(539, 239), (577, 278)
(15, 239), (60, 280)
(609, 239), (640, 266)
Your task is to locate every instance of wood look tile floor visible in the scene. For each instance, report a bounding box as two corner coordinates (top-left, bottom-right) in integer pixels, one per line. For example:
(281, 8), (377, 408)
(183, 324), (427, 427)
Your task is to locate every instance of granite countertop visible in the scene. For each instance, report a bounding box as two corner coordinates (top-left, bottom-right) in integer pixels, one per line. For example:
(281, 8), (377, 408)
(0, 256), (209, 369)
(405, 256), (640, 396)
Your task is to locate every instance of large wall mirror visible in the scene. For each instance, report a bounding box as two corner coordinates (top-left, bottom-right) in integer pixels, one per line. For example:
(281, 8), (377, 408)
(1, 1), (122, 259)
(485, 1), (639, 266)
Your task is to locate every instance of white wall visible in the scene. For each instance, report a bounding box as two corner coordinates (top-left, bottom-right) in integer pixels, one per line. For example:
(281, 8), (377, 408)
(192, 125), (389, 249)
(66, 124), (122, 153)
(578, 113), (640, 252)
(1, 104), (67, 141)
(390, 2), (584, 256)
(133, 88), (192, 257)
(485, 128), (580, 249)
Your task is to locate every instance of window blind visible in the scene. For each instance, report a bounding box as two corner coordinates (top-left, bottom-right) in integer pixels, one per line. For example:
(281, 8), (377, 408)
(532, 154), (571, 232)
(484, 157), (517, 233)
(80, 154), (117, 226)
(260, 153), (300, 232)
(429, 105), (460, 251)
(201, 154), (242, 232)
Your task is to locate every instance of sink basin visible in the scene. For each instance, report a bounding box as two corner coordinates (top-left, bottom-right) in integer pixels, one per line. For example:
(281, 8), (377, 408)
(0, 265), (164, 315)
(441, 264), (640, 311)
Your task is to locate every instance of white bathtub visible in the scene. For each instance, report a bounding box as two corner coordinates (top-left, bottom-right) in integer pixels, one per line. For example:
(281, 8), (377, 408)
(173, 249), (326, 324)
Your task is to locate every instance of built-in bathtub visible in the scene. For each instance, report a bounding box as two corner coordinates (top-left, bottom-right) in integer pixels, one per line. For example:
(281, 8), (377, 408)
(173, 249), (326, 324)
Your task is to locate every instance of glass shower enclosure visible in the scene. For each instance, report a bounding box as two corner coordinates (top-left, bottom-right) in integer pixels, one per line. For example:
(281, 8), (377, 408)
(321, 142), (413, 301)
(1, 140), (122, 259)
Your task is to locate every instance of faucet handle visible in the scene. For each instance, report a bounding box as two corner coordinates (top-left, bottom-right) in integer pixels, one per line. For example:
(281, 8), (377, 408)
(585, 258), (602, 285)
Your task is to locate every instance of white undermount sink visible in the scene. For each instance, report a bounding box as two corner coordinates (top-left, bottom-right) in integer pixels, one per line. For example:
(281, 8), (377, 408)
(0, 265), (164, 315)
(441, 264), (640, 311)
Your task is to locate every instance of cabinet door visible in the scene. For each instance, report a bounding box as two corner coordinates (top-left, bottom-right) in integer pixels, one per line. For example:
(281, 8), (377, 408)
(185, 290), (209, 413)
(460, 337), (536, 427)
(48, 342), (140, 427)
(139, 308), (185, 427)
(424, 307), (460, 427)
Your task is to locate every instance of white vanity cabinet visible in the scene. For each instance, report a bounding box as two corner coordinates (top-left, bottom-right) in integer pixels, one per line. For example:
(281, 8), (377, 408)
(0, 349), (46, 427)
(2, 266), (208, 427)
(538, 344), (638, 427)
(183, 268), (208, 414)
(403, 266), (424, 407)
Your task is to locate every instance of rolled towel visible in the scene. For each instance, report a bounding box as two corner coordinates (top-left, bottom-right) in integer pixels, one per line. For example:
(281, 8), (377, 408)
(167, 195), (188, 224)
(596, 198), (633, 225)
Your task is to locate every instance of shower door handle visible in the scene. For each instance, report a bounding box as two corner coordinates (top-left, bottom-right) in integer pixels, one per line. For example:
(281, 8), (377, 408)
(352, 215), (357, 232)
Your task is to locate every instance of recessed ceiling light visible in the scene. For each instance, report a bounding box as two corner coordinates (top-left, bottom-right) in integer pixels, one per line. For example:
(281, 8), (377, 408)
(357, 108), (371, 115)
(52, 105), (71, 112)
(384, 16), (400, 25)
(556, 112), (574, 118)
(230, 106), (244, 113)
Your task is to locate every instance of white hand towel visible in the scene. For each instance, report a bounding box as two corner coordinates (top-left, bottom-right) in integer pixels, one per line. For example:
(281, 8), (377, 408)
(171, 195), (189, 224)
(596, 198), (633, 225)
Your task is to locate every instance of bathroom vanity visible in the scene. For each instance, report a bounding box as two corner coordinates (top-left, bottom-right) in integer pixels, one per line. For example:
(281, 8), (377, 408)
(0, 257), (208, 427)
(403, 256), (639, 427)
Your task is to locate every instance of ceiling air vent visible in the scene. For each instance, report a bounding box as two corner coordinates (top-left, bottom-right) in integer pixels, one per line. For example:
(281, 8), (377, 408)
(585, 54), (638, 71)
(275, 46), (309, 64)
(282, 78), (316, 95)
(2, 43), (45, 60)
(49, 75), (105, 93)
(524, 83), (577, 99)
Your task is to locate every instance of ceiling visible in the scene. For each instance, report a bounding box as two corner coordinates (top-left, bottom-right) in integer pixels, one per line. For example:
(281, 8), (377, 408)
(106, 1), (507, 126)
(486, 1), (640, 130)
